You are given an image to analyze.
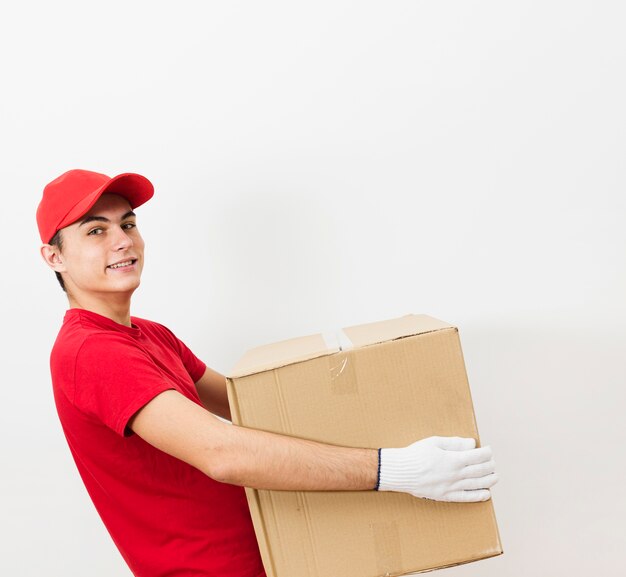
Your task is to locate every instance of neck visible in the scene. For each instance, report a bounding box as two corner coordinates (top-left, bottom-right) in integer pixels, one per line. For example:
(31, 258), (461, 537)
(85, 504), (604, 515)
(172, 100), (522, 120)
(67, 292), (134, 327)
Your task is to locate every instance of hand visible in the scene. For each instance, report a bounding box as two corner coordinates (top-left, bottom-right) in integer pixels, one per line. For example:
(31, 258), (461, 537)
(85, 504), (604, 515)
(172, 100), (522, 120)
(378, 436), (498, 502)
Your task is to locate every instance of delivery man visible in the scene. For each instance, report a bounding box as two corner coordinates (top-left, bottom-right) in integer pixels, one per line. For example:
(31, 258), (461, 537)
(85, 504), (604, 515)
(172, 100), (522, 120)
(37, 169), (498, 577)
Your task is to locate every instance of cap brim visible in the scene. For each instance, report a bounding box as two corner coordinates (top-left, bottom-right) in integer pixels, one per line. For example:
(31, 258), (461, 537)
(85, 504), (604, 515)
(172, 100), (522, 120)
(57, 173), (154, 232)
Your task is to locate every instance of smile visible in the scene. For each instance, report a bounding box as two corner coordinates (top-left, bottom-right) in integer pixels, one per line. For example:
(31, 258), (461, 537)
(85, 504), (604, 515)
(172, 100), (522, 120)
(107, 259), (137, 270)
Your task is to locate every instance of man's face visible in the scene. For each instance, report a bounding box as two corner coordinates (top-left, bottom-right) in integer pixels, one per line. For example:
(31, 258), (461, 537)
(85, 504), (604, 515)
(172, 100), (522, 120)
(55, 193), (145, 298)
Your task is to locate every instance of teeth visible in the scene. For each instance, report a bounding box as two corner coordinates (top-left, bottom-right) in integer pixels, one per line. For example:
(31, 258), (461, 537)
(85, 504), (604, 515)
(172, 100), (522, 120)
(109, 260), (133, 269)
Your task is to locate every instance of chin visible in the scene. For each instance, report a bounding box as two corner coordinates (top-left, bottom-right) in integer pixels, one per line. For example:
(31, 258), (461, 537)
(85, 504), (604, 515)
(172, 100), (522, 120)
(109, 278), (141, 293)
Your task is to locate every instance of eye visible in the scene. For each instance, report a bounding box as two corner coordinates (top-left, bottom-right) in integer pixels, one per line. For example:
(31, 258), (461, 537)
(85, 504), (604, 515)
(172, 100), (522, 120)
(122, 222), (137, 230)
(87, 227), (104, 236)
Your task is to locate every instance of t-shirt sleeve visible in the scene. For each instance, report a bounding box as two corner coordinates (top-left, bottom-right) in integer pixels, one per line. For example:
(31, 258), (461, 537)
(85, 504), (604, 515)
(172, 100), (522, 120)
(73, 334), (176, 436)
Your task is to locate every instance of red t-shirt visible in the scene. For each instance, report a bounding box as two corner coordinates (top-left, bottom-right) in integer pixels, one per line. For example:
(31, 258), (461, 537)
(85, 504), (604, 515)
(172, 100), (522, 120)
(50, 308), (266, 577)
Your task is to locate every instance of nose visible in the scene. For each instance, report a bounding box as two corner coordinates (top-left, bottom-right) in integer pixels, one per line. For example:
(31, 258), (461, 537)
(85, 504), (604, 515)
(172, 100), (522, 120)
(111, 226), (134, 251)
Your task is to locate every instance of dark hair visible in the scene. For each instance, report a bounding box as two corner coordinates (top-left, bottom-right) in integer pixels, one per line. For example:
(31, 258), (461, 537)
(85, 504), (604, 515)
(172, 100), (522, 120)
(49, 230), (66, 292)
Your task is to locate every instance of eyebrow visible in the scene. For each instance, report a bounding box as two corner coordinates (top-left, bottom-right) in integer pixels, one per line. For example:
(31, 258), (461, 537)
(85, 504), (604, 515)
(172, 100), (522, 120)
(78, 210), (136, 227)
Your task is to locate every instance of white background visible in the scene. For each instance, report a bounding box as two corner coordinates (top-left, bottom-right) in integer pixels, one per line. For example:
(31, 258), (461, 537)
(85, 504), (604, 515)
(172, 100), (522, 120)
(2, 1), (625, 575)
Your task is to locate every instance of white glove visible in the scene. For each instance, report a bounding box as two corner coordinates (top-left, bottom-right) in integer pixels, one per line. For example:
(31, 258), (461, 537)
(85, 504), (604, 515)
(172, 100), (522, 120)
(377, 436), (498, 502)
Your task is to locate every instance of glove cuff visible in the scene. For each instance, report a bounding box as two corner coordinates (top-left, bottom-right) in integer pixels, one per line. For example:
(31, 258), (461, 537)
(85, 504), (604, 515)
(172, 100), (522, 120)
(377, 447), (416, 493)
(374, 448), (382, 490)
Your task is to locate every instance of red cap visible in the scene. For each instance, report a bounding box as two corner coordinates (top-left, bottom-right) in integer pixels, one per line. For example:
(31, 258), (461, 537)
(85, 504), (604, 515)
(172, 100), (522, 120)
(36, 169), (154, 243)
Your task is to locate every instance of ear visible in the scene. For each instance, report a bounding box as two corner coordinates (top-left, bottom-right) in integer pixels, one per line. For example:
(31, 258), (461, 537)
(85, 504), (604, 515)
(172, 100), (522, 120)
(40, 244), (67, 273)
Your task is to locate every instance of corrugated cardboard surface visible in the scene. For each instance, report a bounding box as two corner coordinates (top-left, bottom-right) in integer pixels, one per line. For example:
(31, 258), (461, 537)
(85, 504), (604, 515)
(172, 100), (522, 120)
(227, 315), (502, 577)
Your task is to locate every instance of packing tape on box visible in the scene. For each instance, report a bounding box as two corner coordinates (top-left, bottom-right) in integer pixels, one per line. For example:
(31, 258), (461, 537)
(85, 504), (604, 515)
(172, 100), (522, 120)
(322, 329), (357, 393)
(371, 520), (403, 576)
(321, 329), (354, 352)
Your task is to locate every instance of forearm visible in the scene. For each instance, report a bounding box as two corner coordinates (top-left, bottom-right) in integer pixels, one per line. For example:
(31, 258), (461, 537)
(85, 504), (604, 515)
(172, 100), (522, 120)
(196, 388), (231, 421)
(194, 366), (232, 421)
(210, 424), (378, 491)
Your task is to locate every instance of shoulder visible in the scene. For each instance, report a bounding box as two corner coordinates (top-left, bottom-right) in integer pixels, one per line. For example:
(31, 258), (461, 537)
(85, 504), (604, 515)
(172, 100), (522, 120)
(50, 324), (137, 401)
(52, 330), (136, 369)
(52, 310), (139, 358)
(51, 315), (103, 365)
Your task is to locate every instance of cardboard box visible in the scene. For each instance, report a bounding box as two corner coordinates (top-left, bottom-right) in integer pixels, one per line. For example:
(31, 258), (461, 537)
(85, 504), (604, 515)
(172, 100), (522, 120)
(226, 314), (502, 577)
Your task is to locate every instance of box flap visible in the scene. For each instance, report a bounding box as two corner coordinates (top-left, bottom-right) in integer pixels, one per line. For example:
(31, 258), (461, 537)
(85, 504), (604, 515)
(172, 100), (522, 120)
(229, 314), (454, 378)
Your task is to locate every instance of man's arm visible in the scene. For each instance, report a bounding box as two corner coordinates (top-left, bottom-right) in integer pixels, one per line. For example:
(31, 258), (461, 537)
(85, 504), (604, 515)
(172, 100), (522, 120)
(129, 389), (378, 491)
(193, 366), (231, 421)
(129, 389), (498, 500)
